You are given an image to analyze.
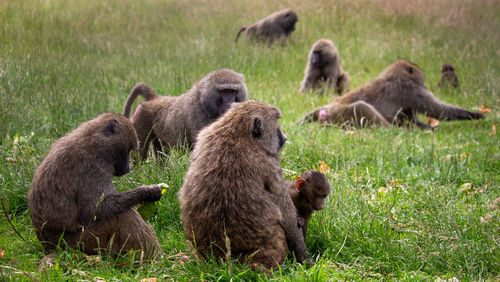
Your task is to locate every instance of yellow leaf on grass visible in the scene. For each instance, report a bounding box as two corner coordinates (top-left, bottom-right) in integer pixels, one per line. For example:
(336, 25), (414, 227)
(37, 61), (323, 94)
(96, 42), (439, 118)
(459, 183), (476, 194)
(490, 125), (496, 136)
(480, 104), (491, 113)
(426, 117), (440, 127)
(315, 161), (331, 174)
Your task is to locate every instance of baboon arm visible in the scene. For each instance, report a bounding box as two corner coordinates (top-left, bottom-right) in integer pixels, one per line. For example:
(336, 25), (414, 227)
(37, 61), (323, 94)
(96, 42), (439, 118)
(298, 108), (320, 124)
(411, 89), (484, 120)
(80, 185), (162, 225)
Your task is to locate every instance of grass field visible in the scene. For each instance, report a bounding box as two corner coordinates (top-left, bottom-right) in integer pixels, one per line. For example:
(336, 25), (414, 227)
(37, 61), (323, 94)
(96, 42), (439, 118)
(0, 0), (499, 280)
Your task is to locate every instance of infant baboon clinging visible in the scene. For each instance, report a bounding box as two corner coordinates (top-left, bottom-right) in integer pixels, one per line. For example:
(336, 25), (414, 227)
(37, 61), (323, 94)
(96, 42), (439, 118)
(123, 69), (248, 160)
(300, 60), (484, 128)
(235, 9), (298, 44)
(287, 171), (331, 242)
(437, 63), (459, 88)
(300, 39), (350, 95)
(178, 101), (309, 270)
(28, 113), (163, 257)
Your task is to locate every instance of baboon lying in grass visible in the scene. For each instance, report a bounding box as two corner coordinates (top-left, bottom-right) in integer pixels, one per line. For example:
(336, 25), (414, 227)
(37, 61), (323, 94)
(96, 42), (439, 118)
(300, 60), (484, 128)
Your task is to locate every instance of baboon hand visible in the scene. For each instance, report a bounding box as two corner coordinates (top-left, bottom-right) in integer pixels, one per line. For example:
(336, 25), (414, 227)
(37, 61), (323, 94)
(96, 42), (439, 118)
(139, 185), (163, 202)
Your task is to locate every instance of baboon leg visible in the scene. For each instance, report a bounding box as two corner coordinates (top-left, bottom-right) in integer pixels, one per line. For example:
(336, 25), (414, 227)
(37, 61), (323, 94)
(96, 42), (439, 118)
(134, 120), (155, 161)
(248, 235), (287, 270)
(396, 109), (432, 129)
(335, 101), (391, 127)
(336, 73), (349, 95)
(81, 210), (161, 258)
(412, 89), (484, 120)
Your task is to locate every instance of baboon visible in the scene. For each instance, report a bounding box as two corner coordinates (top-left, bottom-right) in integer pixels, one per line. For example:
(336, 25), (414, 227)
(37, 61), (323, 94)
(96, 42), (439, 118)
(178, 101), (309, 270)
(28, 113), (163, 257)
(300, 60), (484, 128)
(300, 39), (350, 95)
(437, 63), (459, 88)
(286, 171), (331, 241)
(123, 69), (248, 160)
(235, 9), (298, 44)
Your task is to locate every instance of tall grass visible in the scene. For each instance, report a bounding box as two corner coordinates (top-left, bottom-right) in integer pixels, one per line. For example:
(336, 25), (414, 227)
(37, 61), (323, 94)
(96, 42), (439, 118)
(0, 0), (498, 280)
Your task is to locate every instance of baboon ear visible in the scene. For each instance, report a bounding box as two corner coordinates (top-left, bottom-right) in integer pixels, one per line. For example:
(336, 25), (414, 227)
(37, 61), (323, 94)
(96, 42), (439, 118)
(251, 117), (262, 138)
(296, 177), (305, 192)
(104, 120), (117, 136)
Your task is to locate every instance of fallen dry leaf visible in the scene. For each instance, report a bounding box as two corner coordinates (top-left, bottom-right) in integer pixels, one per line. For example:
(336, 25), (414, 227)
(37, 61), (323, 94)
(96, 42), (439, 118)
(0, 250), (4, 257)
(490, 125), (496, 136)
(4, 158), (18, 163)
(315, 161), (331, 174)
(140, 278), (158, 282)
(426, 117), (440, 127)
(344, 130), (357, 135)
(459, 182), (476, 194)
(480, 104), (491, 113)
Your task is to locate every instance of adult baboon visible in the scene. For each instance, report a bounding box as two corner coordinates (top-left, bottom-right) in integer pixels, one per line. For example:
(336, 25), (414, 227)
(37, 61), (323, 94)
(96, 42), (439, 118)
(178, 101), (309, 270)
(286, 171), (331, 241)
(123, 69), (248, 160)
(300, 60), (484, 128)
(437, 63), (459, 88)
(300, 39), (350, 95)
(235, 9), (298, 44)
(28, 113), (163, 257)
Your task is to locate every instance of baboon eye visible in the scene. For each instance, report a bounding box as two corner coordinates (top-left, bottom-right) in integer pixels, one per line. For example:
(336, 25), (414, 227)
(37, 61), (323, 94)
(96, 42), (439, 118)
(407, 67), (413, 74)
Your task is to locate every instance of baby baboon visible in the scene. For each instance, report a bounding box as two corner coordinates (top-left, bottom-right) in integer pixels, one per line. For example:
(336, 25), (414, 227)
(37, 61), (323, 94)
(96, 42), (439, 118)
(235, 9), (298, 44)
(28, 113), (163, 257)
(178, 101), (309, 270)
(437, 63), (459, 88)
(300, 60), (484, 128)
(286, 171), (331, 241)
(300, 39), (350, 95)
(123, 69), (248, 160)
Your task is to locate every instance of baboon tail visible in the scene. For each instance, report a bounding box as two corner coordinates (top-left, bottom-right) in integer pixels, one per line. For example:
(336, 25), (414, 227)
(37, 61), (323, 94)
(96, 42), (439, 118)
(123, 82), (159, 118)
(235, 27), (246, 43)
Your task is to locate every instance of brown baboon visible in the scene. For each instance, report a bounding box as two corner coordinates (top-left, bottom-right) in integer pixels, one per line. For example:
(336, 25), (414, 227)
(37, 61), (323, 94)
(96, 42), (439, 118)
(300, 39), (350, 95)
(123, 69), (248, 160)
(178, 101), (309, 270)
(286, 171), (331, 241)
(235, 9), (298, 44)
(28, 113), (163, 257)
(437, 63), (459, 88)
(300, 60), (484, 129)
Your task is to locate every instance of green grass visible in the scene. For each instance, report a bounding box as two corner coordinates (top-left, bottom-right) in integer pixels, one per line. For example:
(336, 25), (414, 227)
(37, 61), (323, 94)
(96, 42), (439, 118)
(0, 0), (499, 280)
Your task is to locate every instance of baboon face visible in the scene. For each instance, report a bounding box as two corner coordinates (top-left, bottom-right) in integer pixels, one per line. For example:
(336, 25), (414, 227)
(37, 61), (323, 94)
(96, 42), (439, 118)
(297, 171), (331, 210)
(250, 109), (287, 155)
(93, 115), (138, 176)
(442, 64), (455, 72)
(311, 40), (337, 68)
(279, 9), (298, 34)
(201, 69), (248, 119)
(381, 60), (426, 87)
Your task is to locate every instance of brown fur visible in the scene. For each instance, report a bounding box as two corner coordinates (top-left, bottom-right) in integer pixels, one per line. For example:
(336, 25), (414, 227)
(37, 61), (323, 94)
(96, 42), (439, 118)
(28, 113), (163, 257)
(287, 171), (331, 241)
(122, 69), (248, 160)
(300, 39), (350, 95)
(178, 101), (309, 270)
(300, 60), (484, 128)
(235, 9), (298, 44)
(437, 63), (459, 88)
